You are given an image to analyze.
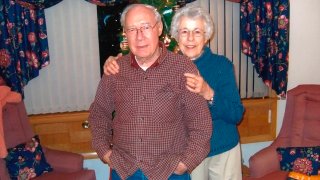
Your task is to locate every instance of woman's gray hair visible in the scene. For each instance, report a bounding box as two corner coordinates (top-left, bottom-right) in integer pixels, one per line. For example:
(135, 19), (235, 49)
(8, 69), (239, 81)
(120, 4), (162, 27)
(170, 5), (214, 41)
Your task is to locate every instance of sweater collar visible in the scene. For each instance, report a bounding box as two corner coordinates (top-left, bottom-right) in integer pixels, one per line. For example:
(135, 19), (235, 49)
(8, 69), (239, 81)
(130, 42), (167, 69)
(193, 46), (211, 64)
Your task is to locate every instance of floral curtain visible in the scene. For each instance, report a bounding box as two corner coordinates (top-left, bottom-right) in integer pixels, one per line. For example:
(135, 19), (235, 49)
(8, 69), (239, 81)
(0, 0), (62, 95)
(240, 0), (289, 97)
(84, 0), (196, 7)
(84, 0), (126, 6)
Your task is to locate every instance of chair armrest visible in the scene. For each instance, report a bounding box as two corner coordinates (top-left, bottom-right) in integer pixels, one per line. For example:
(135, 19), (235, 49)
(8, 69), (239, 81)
(249, 145), (280, 178)
(43, 147), (84, 173)
(34, 169), (96, 180)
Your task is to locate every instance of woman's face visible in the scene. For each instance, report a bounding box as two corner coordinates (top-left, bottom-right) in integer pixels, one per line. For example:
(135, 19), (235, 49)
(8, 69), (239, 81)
(177, 16), (207, 60)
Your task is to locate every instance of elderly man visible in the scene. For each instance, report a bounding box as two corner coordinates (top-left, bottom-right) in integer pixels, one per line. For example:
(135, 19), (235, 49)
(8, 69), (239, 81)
(88, 4), (212, 180)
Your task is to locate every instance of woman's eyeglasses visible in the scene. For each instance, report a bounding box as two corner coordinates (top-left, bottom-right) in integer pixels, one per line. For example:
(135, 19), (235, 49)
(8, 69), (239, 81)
(178, 28), (205, 38)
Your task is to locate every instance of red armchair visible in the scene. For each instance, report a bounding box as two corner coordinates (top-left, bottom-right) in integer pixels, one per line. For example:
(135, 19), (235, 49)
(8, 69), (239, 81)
(0, 100), (96, 180)
(244, 84), (320, 180)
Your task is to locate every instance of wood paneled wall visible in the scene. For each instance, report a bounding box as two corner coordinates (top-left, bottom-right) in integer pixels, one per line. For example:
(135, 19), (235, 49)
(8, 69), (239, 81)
(29, 98), (277, 159)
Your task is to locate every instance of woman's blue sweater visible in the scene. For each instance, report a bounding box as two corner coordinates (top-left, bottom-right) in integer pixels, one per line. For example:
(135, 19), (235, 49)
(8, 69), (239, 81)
(193, 47), (245, 157)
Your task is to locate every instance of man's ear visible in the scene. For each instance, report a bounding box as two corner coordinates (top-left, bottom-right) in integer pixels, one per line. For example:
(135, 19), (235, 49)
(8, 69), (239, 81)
(157, 21), (163, 36)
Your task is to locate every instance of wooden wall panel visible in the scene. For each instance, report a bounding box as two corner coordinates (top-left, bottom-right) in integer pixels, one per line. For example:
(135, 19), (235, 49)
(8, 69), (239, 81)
(28, 98), (277, 159)
(28, 111), (95, 158)
(238, 98), (277, 143)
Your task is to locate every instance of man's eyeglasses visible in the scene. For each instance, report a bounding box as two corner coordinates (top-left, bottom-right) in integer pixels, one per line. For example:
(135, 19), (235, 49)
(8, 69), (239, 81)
(178, 28), (205, 38)
(124, 22), (159, 36)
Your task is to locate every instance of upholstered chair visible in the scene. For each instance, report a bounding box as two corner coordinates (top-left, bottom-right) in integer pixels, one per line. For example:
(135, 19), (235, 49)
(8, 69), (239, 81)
(0, 99), (96, 180)
(244, 84), (320, 180)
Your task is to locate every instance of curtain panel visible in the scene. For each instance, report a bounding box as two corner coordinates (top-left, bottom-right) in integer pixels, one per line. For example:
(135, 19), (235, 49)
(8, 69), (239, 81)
(84, 0), (196, 7)
(16, 0), (63, 9)
(23, 0), (101, 114)
(240, 0), (289, 97)
(0, 0), (62, 95)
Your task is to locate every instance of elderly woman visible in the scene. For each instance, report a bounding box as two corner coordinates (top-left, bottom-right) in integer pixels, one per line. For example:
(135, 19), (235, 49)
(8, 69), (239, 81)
(104, 5), (244, 180)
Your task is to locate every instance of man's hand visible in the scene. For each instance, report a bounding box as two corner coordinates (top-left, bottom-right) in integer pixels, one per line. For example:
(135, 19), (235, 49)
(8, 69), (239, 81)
(174, 162), (188, 175)
(103, 53), (122, 75)
(102, 150), (112, 167)
(184, 72), (214, 100)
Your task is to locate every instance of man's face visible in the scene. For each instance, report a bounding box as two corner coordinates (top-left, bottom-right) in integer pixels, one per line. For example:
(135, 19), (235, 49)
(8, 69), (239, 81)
(177, 17), (207, 60)
(124, 6), (163, 61)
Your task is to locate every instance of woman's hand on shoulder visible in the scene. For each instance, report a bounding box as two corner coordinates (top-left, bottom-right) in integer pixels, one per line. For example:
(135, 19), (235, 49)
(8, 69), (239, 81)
(103, 53), (122, 75)
(184, 72), (214, 100)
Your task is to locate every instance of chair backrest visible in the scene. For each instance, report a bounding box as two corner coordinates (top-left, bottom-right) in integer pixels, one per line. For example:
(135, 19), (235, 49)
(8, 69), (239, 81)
(276, 84), (320, 147)
(3, 101), (35, 149)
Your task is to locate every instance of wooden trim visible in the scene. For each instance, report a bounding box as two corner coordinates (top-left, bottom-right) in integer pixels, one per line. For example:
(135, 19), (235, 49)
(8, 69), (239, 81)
(29, 111), (89, 124)
(226, 0), (241, 3)
(81, 152), (98, 159)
